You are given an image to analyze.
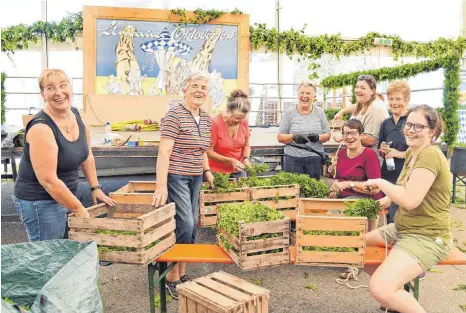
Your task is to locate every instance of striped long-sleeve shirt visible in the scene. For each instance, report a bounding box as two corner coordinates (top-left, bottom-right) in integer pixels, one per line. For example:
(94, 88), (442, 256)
(160, 104), (211, 176)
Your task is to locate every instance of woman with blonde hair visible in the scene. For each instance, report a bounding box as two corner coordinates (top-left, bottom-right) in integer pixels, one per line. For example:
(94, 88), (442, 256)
(13, 68), (115, 242)
(207, 89), (251, 178)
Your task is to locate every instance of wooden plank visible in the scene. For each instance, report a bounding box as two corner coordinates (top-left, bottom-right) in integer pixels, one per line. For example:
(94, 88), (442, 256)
(296, 251), (363, 264)
(216, 230), (241, 250)
(87, 204), (108, 218)
(115, 203), (157, 214)
(68, 216), (141, 231)
(200, 189), (249, 202)
(281, 210), (296, 221)
(196, 303), (208, 313)
(297, 234), (364, 248)
(298, 198), (356, 214)
(250, 185), (299, 199)
(177, 282), (237, 313)
(113, 212), (144, 219)
(99, 250), (143, 264)
(139, 203), (176, 230)
(241, 237), (289, 254)
(129, 181), (157, 192)
(179, 294), (188, 313)
(69, 231), (142, 248)
(258, 198), (297, 209)
(142, 218), (175, 246)
(187, 299), (197, 313)
(240, 218), (290, 237)
(115, 184), (130, 193)
(144, 232), (176, 264)
(297, 215), (367, 232)
(195, 277), (252, 302)
(199, 215), (217, 227)
(109, 193), (153, 204)
(210, 271), (270, 296)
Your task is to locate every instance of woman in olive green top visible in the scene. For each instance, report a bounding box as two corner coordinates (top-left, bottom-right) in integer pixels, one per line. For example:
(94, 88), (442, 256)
(363, 105), (452, 313)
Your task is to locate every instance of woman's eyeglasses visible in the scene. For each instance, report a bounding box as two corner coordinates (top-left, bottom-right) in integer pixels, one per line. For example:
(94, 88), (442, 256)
(404, 122), (431, 132)
(342, 131), (360, 138)
(358, 75), (374, 81)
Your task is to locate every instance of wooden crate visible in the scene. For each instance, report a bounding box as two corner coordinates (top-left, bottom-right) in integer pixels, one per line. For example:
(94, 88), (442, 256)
(217, 217), (290, 271)
(199, 187), (250, 227)
(295, 215), (367, 267)
(250, 184), (299, 220)
(68, 202), (175, 265)
(177, 271), (270, 313)
(109, 181), (156, 204)
(298, 198), (357, 215)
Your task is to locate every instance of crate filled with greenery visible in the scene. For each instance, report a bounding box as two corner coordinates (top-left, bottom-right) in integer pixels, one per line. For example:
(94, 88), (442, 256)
(216, 201), (290, 271)
(68, 202), (175, 264)
(199, 173), (250, 227)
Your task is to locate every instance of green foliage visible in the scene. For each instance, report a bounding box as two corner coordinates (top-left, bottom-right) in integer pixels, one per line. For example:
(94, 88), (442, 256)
(454, 284), (466, 291)
(442, 57), (461, 149)
(170, 8), (243, 25)
(244, 163), (269, 177)
(216, 201), (285, 241)
(95, 229), (159, 252)
(154, 293), (172, 308)
(460, 304), (466, 312)
(1, 72), (6, 124)
(343, 198), (381, 220)
(1, 12), (83, 55)
(3, 297), (31, 311)
(304, 282), (318, 292)
(324, 108), (350, 122)
(268, 171), (330, 198)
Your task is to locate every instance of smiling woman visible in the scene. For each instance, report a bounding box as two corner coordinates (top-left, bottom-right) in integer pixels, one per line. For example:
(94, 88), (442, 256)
(277, 82), (331, 179)
(13, 68), (115, 242)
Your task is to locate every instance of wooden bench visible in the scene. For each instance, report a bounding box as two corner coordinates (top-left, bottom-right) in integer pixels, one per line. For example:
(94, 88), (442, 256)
(149, 244), (466, 313)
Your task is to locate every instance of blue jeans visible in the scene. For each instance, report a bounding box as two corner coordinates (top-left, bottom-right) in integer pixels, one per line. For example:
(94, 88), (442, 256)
(284, 154), (322, 179)
(167, 174), (203, 244)
(12, 196), (70, 242)
(388, 202), (399, 224)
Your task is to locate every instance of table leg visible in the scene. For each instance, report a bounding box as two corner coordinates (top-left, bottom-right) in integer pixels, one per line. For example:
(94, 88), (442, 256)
(452, 174), (457, 203)
(11, 155), (17, 182)
(159, 262), (167, 313)
(413, 276), (420, 301)
(148, 263), (157, 313)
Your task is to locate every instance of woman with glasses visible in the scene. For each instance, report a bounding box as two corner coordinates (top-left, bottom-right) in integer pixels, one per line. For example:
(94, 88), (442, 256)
(363, 105), (451, 313)
(207, 89), (251, 178)
(378, 81), (410, 224)
(277, 82), (331, 179)
(329, 119), (382, 199)
(333, 75), (389, 162)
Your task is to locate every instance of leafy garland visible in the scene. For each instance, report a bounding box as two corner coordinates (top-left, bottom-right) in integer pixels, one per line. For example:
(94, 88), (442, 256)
(1, 72), (6, 125)
(320, 57), (461, 148)
(169, 8), (243, 24)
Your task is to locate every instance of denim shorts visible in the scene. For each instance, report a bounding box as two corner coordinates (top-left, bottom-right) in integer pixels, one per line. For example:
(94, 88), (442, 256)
(12, 196), (70, 242)
(167, 174), (203, 244)
(284, 154), (322, 179)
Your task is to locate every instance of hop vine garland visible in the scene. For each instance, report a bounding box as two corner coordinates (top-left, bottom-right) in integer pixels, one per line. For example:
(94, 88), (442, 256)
(0, 9), (463, 145)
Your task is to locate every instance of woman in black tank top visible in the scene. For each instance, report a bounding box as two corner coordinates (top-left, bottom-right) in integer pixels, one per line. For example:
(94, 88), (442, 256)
(13, 69), (115, 242)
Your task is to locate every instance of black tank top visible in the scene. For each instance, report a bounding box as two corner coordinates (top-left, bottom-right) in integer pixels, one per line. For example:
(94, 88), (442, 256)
(14, 107), (89, 201)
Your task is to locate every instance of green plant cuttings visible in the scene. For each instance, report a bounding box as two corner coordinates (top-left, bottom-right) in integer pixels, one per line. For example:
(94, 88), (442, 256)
(216, 201), (285, 252)
(343, 198), (381, 220)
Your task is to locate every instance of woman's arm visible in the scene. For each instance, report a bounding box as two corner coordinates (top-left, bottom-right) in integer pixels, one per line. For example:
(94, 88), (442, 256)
(334, 104), (356, 120)
(80, 126), (115, 206)
(319, 133), (331, 143)
(152, 138), (174, 207)
(361, 134), (378, 147)
(242, 136), (251, 166)
(277, 133), (294, 144)
(28, 124), (89, 217)
(366, 168), (436, 210)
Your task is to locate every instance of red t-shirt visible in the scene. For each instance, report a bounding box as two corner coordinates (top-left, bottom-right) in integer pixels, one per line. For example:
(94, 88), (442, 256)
(336, 147), (383, 199)
(209, 115), (250, 173)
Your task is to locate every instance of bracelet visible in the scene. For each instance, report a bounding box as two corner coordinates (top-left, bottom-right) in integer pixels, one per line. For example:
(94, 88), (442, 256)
(203, 169), (211, 174)
(243, 156), (249, 160)
(90, 184), (101, 192)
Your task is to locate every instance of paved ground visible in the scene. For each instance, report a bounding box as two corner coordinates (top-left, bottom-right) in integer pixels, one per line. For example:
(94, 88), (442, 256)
(2, 179), (465, 313)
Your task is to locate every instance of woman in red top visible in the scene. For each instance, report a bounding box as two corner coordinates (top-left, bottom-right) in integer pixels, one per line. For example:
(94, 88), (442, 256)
(330, 119), (382, 199)
(207, 89), (251, 178)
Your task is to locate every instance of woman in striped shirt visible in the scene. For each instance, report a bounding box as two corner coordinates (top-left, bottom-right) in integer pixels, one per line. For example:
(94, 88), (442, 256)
(152, 73), (214, 299)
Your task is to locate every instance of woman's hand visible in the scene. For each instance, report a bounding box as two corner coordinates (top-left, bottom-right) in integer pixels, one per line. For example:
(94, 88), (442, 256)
(377, 196), (392, 210)
(75, 207), (90, 218)
(385, 148), (404, 159)
(152, 184), (168, 207)
(379, 141), (391, 156)
(231, 159), (246, 172)
(332, 131), (343, 143)
(364, 179), (382, 194)
(333, 111), (344, 121)
(243, 158), (252, 167)
(205, 171), (214, 188)
(91, 189), (116, 207)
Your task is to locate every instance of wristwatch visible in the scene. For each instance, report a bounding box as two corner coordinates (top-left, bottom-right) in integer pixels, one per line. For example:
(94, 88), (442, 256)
(90, 184), (102, 192)
(349, 182), (355, 188)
